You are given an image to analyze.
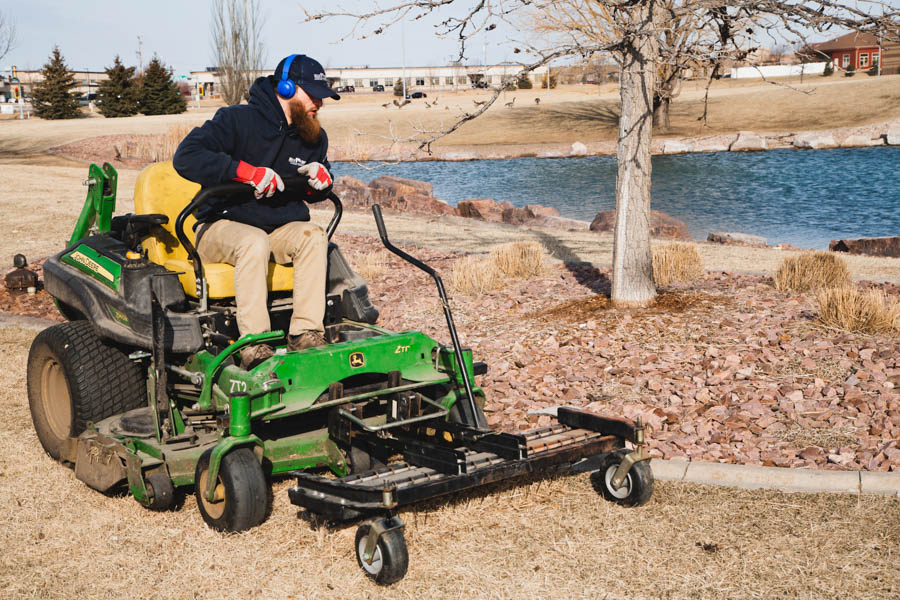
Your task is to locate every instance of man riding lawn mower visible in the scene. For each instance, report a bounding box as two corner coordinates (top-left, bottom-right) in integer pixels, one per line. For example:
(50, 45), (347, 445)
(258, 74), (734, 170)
(35, 52), (668, 584)
(27, 162), (655, 585)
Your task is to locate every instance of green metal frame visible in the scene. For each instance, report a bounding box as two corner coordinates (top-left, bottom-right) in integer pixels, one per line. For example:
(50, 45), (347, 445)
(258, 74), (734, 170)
(69, 162), (118, 246)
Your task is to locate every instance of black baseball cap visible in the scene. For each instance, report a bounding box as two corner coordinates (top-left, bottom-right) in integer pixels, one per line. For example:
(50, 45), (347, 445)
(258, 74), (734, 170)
(274, 54), (340, 100)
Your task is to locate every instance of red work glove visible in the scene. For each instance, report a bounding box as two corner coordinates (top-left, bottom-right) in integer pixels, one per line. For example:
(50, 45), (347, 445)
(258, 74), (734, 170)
(297, 162), (333, 191)
(234, 161), (285, 199)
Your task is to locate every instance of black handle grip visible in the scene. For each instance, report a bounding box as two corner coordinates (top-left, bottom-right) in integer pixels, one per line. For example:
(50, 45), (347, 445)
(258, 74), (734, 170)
(372, 204), (388, 242)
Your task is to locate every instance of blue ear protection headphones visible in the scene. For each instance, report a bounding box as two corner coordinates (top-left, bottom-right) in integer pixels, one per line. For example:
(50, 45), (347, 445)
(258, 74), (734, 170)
(276, 54), (302, 98)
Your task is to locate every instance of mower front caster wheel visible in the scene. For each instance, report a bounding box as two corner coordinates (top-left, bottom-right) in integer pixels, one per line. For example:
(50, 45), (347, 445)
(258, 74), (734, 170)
(145, 472), (176, 511)
(194, 448), (268, 532)
(355, 520), (408, 585)
(593, 449), (654, 507)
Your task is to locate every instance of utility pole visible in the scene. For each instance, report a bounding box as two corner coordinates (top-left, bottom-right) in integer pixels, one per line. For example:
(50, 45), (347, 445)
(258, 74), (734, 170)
(136, 35), (143, 74)
(401, 20), (407, 99)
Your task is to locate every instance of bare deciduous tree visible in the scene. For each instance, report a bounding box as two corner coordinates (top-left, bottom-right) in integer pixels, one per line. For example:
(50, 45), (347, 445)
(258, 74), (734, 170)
(304, 0), (899, 307)
(0, 9), (17, 63)
(210, 0), (267, 105)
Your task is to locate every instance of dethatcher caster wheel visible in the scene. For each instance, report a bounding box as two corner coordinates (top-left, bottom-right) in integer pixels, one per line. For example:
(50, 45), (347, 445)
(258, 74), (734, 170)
(355, 517), (408, 585)
(593, 449), (654, 507)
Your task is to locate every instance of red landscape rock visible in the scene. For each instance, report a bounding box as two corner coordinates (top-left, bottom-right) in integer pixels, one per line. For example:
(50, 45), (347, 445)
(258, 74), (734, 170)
(457, 198), (515, 222)
(369, 175), (434, 197)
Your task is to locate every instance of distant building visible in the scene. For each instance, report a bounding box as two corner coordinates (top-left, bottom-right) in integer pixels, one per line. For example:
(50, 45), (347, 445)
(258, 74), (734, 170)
(812, 32), (882, 72)
(190, 63), (550, 97)
(1, 68), (107, 101)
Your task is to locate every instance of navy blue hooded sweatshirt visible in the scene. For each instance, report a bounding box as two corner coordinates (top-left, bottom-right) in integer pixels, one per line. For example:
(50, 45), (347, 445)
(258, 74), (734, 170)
(173, 76), (331, 233)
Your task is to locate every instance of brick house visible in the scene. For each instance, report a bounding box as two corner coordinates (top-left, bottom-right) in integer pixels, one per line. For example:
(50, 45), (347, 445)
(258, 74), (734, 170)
(812, 32), (882, 72)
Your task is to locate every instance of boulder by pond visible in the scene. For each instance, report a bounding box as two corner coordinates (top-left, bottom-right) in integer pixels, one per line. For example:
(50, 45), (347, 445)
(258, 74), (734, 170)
(708, 232), (767, 247)
(792, 133), (838, 150)
(333, 175), (455, 216)
(457, 198), (514, 222)
(829, 236), (900, 258)
(730, 131), (768, 152)
(590, 210), (692, 240)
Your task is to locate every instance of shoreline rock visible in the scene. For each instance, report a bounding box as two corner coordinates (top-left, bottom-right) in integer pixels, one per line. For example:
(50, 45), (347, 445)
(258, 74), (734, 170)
(708, 232), (768, 247)
(830, 237), (900, 258)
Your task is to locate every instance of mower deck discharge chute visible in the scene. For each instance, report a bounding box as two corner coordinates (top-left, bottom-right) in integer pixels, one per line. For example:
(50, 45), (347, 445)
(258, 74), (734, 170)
(27, 162), (653, 585)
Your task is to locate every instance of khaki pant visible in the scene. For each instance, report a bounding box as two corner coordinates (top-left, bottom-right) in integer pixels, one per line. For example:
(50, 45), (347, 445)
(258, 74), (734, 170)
(197, 219), (327, 337)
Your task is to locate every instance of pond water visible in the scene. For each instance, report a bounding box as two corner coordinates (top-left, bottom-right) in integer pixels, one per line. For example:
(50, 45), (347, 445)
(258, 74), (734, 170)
(336, 147), (900, 249)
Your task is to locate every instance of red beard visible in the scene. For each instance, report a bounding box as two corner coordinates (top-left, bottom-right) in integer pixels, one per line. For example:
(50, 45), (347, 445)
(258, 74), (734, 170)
(290, 101), (322, 144)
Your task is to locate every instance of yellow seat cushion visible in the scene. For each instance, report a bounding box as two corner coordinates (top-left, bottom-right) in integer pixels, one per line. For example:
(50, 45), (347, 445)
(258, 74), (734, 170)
(134, 162), (294, 299)
(163, 259), (294, 299)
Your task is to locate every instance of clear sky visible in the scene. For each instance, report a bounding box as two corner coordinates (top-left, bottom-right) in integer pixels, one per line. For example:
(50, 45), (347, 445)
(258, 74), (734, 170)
(1, 0), (525, 75)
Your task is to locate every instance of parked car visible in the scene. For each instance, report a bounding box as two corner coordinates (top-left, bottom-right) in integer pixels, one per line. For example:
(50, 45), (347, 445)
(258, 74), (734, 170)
(471, 80), (488, 89)
(407, 91), (427, 99)
(78, 93), (98, 106)
(335, 85), (355, 93)
(372, 84), (385, 92)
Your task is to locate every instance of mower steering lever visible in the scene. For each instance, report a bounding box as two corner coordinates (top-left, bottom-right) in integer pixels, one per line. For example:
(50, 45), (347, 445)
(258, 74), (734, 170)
(174, 180), (342, 312)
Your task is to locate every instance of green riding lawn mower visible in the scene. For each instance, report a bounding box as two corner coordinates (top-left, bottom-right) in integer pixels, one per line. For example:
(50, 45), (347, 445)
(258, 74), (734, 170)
(27, 162), (654, 585)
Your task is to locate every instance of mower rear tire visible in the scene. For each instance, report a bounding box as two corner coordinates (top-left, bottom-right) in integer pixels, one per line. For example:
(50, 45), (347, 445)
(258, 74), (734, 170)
(592, 449), (654, 507)
(145, 472), (176, 511)
(194, 448), (267, 532)
(27, 321), (146, 461)
(355, 521), (408, 585)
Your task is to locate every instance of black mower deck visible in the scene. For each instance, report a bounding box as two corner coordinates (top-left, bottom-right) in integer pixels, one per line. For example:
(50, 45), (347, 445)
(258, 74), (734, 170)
(289, 408), (633, 521)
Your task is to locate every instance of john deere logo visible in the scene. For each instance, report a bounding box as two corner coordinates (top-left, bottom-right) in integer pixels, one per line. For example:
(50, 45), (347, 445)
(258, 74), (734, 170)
(70, 251), (114, 282)
(349, 352), (365, 368)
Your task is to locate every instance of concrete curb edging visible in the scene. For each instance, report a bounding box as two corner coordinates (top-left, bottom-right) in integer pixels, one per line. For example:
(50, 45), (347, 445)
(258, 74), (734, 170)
(651, 458), (900, 497)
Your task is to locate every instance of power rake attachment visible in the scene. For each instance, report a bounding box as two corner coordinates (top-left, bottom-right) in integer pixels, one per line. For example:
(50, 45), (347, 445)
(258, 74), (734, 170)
(286, 206), (654, 585)
(27, 162), (653, 587)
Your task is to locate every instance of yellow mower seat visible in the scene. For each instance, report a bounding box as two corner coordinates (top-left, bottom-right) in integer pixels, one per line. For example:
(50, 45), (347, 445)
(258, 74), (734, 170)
(134, 162), (294, 299)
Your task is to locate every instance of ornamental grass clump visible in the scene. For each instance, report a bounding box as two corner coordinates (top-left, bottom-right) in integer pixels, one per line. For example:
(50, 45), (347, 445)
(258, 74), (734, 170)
(816, 286), (900, 333)
(119, 123), (197, 163)
(449, 255), (505, 295)
(652, 243), (704, 287)
(773, 251), (851, 293)
(352, 250), (389, 281)
(490, 241), (547, 278)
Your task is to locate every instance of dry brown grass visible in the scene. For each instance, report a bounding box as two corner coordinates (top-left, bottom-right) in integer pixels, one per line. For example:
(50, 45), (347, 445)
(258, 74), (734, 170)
(449, 255), (505, 294)
(450, 242), (548, 295)
(3, 325), (900, 599)
(350, 249), (390, 281)
(816, 286), (900, 333)
(773, 251), (852, 293)
(120, 123), (197, 163)
(490, 241), (548, 278)
(652, 242), (704, 287)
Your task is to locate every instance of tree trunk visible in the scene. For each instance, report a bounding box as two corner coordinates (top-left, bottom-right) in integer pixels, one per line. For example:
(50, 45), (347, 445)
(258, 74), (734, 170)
(611, 1), (659, 307)
(653, 94), (670, 130)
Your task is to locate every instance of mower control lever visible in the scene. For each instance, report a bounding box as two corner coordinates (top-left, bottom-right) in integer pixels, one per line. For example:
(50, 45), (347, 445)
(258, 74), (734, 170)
(174, 179), (342, 312)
